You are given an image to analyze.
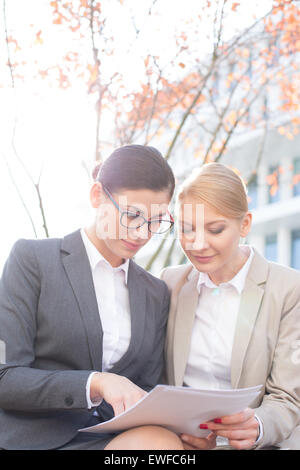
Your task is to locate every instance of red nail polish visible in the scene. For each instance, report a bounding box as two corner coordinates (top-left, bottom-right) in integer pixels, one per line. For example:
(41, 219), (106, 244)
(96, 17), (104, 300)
(214, 418), (222, 424)
(199, 424), (208, 429)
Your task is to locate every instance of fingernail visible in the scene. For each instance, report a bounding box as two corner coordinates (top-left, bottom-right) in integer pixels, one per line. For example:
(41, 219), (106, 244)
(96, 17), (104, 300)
(199, 424), (208, 429)
(181, 434), (188, 441)
(214, 418), (222, 424)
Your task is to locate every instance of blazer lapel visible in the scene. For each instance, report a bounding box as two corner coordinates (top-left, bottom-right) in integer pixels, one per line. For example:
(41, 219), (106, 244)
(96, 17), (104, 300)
(165, 265), (193, 385)
(173, 273), (199, 386)
(61, 229), (103, 372)
(231, 249), (269, 388)
(109, 260), (146, 375)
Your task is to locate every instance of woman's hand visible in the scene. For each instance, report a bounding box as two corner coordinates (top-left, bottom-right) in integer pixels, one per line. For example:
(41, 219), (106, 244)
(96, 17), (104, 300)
(90, 372), (147, 416)
(199, 408), (259, 450)
(180, 432), (217, 450)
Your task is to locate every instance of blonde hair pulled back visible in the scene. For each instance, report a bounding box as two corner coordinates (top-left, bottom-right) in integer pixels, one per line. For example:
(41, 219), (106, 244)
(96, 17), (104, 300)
(177, 162), (248, 219)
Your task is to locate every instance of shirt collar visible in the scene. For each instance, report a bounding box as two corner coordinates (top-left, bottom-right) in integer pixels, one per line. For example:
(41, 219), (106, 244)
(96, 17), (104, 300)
(188, 246), (254, 295)
(80, 227), (129, 285)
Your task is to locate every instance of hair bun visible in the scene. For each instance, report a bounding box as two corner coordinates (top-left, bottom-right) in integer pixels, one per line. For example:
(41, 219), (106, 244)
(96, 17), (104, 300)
(92, 161), (102, 181)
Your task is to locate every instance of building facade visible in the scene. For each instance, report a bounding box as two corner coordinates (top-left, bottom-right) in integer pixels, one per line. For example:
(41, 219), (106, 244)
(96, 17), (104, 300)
(135, 125), (300, 274)
(223, 126), (300, 270)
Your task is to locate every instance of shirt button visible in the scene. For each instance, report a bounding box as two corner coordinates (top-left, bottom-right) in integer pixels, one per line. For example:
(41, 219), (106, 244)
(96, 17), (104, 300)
(65, 396), (74, 406)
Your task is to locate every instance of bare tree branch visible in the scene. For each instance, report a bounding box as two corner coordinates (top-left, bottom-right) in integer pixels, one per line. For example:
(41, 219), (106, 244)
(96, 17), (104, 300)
(3, 0), (14, 87)
(1, 152), (38, 237)
(3, 0), (48, 237)
(214, 79), (271, 162)
(247, 115), (269, 186)
(145, 233), (169, 271)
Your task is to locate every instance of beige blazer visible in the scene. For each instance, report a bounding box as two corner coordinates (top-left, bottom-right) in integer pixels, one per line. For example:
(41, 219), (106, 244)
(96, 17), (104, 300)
(160, 248), (300, 449)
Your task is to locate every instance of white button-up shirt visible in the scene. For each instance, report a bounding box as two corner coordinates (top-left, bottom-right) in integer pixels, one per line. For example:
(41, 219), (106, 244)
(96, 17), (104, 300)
(184, 246), (254, 390)
(80, 228), (131, 408)
(183, 246), (263, 444)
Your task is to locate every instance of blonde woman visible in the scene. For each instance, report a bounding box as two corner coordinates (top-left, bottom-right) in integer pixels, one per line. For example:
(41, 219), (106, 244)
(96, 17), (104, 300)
(160, 163), (300, 450)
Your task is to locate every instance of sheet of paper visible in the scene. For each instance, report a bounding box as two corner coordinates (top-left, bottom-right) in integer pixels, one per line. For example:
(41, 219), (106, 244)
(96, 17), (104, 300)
(79, 384), (262, 437)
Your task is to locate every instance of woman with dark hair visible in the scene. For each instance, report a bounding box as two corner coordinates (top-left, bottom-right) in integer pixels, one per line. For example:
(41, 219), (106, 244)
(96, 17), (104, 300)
(0, 145), (215, 450)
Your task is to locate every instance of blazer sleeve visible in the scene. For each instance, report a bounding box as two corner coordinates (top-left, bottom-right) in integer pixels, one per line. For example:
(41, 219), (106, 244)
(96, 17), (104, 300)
(158, 267), (169, 385)
(254, 284), (300, 448)
(134, 281), (170, 392)
(0, 239), (93, 412)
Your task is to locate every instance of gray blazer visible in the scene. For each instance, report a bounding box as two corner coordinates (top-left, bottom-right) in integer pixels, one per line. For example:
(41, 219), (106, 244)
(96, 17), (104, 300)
(0, 229), (170, 450)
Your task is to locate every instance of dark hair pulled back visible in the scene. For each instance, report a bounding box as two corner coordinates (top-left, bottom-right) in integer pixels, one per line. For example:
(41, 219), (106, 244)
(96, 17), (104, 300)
(93, 145), (175, 198)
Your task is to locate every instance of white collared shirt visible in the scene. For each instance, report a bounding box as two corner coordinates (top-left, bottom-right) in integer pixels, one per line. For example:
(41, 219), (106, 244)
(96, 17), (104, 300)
(80, 228), (131, 408)
(184, 246), (254, 390)
(183, 246), (263, 444)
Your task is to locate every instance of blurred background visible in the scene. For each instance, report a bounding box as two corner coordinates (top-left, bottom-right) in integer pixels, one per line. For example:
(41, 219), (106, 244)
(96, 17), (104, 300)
(1, 0), (300, 275)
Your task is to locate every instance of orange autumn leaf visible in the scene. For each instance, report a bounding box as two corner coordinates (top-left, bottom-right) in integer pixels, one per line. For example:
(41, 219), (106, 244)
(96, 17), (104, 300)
(270, 185), (278, 196)
(39, 69), (48, 79)
(266, 173), (277, 185)
(292, 117), (300, 125)
(293, 174), (300, 186)
(226, 110), (237, 126)
(184, 138), (192, 148)
(53, 16), (63, 25)
(58, 69), (70, 89)
(34, 30), (43, 45)
(70, 24), (81, 32)
(7, 36), (20, 52)
(225, 72), (236, 88)
(194, 148), (204, 159)
(168, 120), (177, 129)
(211, 141), (223, 153)
(87, 64), (99, 84)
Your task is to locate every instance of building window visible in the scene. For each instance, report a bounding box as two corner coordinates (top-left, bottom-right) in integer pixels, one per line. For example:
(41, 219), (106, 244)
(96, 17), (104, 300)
(265, 234), (278, 262)
(293, 157), (300, 197)
(247, 175), (258, 210)
(291, 230), (300, 270)
(267, 165), (280, 204)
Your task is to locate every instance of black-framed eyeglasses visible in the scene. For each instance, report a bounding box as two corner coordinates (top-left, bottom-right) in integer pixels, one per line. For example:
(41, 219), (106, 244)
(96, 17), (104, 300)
(102, 185), (174, 234)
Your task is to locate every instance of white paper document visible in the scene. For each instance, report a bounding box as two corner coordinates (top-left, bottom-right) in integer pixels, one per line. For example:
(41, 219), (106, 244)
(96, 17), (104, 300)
(79, 384), (262, 437)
